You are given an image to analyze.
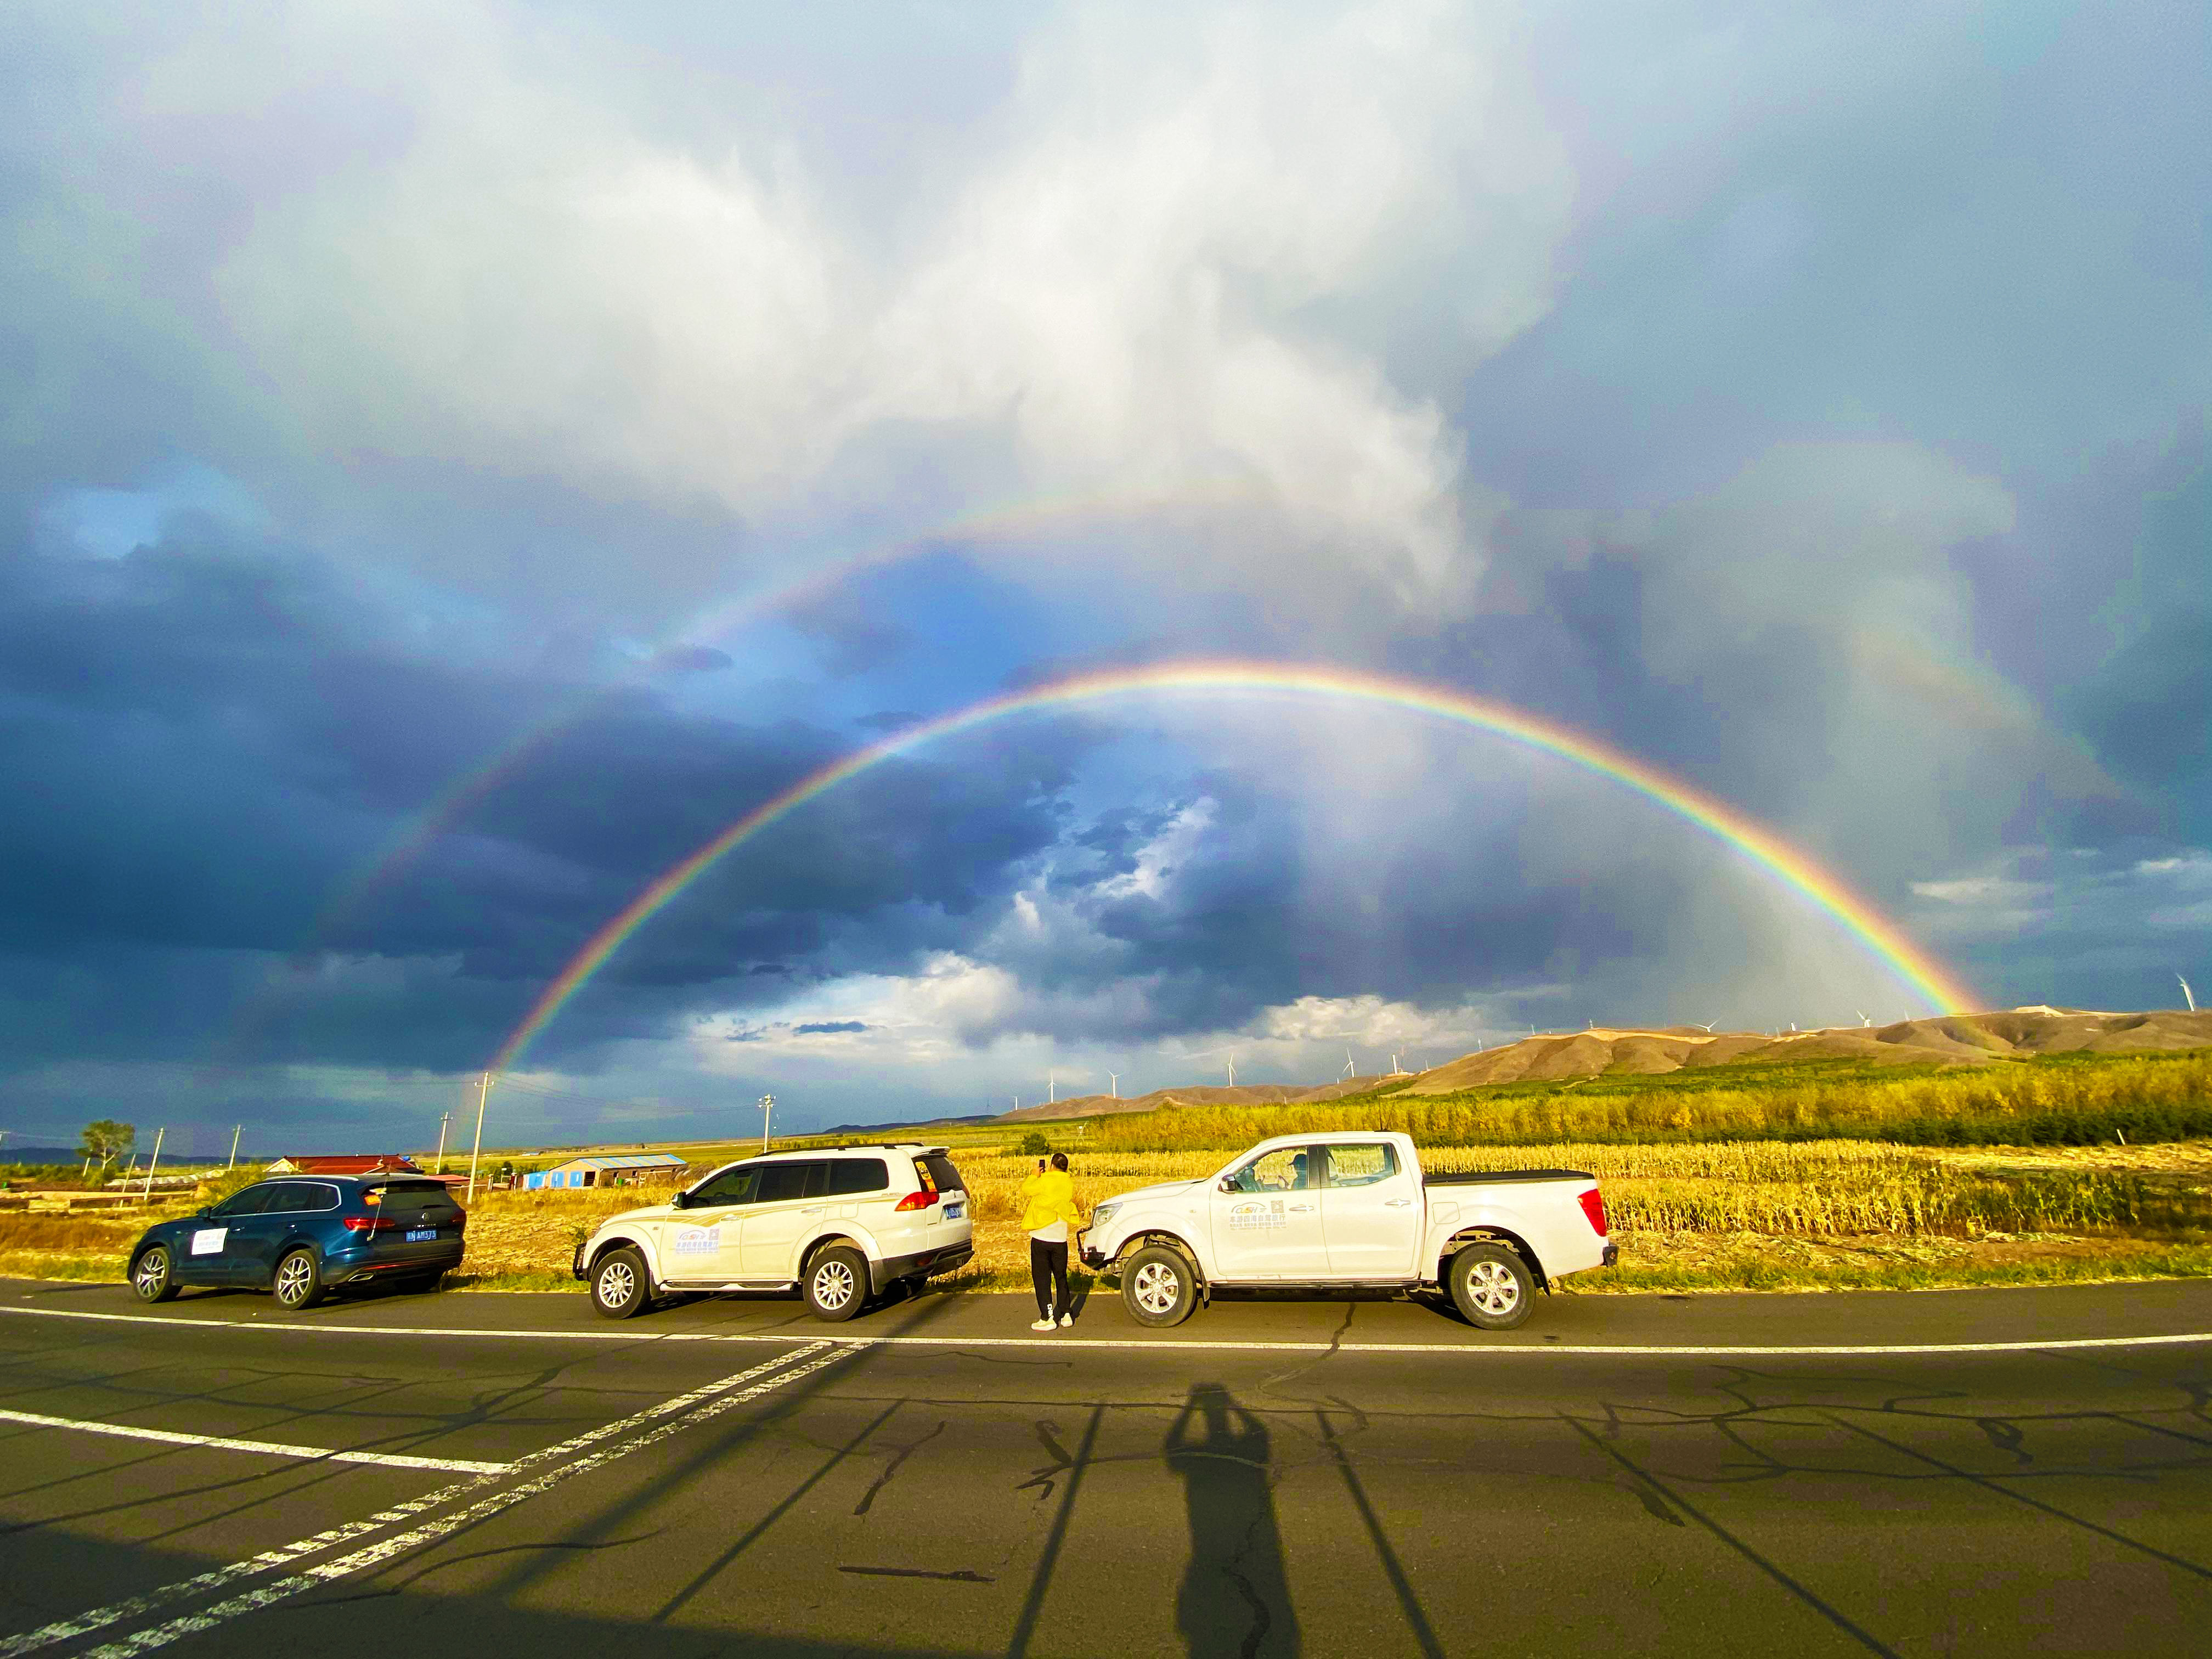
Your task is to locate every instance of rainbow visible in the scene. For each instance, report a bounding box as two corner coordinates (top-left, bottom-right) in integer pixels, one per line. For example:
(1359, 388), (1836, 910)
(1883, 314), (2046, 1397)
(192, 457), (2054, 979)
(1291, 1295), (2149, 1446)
(487, 661), (1976, 1072)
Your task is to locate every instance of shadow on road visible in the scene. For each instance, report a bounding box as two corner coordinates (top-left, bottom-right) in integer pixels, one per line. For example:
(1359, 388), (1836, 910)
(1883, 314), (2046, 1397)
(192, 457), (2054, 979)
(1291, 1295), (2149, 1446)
(1165, 1382), (1298, 1658)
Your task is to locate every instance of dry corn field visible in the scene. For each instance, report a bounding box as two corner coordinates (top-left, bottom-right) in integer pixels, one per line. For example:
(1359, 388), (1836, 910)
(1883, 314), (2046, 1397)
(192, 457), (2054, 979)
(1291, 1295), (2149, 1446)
(4, 1137), (2207, 1294)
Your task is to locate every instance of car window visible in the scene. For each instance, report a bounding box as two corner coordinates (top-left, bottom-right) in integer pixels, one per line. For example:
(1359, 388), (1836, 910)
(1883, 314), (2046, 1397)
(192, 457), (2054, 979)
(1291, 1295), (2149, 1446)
(919, 1154), (966, 1195)
(688, 1164), (761, 1207)
(259, 1181), (316, 1212)
(210, 1184), (278, 1217)
(371, 1181), (460, 1217)
(754, 1161), (823, 1204)
(823, 1158), (889, 1197)
(1324, 1144), (1397, 1188)
(297, 1182), (341, 1211)
(1228, 1148), (1313, 1193)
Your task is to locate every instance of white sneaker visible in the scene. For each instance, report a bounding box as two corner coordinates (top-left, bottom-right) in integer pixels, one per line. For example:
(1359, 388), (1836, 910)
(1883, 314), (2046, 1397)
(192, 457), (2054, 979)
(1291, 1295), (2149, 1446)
(1030, 1318), (1056, 1332)
(1058, 1312), (1074, 1327)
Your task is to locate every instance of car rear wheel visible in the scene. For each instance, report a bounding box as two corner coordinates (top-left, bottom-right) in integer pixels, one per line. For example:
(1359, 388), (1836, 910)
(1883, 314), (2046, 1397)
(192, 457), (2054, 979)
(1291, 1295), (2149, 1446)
(272, 1248), (324, 1312)
(132, 1245), (179, 1304)
(804, 1246), (867, 1322)
(592, 1247), (651, 1318)
(1447, 1242), (1533, 1330)
(1120, 1244), (1198, 1328)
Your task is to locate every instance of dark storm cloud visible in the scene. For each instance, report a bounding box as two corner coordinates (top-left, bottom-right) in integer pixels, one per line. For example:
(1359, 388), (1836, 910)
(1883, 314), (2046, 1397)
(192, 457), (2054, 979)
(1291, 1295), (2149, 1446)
(0, 527), (1091, 1074)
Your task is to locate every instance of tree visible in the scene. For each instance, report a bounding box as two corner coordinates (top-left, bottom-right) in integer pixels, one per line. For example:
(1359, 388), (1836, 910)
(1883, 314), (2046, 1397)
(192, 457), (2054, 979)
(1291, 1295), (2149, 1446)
(1015, 1130), (1052, 1158)
(80, 1120), (134, 1169)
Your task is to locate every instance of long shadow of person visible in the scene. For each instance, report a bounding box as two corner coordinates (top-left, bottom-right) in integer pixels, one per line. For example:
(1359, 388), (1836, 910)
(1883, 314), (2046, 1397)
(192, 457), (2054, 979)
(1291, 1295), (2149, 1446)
(1165, 1383), (1300, 1658)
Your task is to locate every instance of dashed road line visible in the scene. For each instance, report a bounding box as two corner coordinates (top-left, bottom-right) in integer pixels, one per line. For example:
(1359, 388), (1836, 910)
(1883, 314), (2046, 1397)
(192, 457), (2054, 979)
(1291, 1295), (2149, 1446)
(0, 1343), (835, 1659)
(3, 1303), (2209, 1357)
(75, 1345), (856, 1659)
(0, 1408), (510, 1474)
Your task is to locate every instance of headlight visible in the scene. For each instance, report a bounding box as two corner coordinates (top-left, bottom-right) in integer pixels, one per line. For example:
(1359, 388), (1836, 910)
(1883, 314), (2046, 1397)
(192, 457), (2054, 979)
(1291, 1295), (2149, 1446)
(1090, 1203), (1120, 1228)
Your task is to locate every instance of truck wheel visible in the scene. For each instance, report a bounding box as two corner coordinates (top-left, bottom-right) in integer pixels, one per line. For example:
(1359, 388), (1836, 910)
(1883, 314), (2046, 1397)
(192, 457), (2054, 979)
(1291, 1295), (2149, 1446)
(804, 1246), (867, 1321)
(1120, 1245), (1198, 1328)
(591, 1246), (652, 1319)
(1447, 1243), (1533, 1330)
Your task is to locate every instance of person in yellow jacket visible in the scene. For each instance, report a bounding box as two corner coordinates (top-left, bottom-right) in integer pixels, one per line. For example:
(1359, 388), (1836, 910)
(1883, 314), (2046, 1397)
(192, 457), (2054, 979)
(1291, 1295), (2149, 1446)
(1019, 1152), (1082, 1330)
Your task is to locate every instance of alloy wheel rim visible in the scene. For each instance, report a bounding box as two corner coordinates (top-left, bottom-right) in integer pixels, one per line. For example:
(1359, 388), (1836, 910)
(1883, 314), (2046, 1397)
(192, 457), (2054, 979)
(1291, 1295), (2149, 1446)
(599, 1261), (635, 1305)
(814, 1261), (855, 1309)
(135, 1252), (166, 1294)
(1133, 1261), (1180, 1314)
(1468, 1260), (1518, 1314)
(275, 1256), (311, 1304)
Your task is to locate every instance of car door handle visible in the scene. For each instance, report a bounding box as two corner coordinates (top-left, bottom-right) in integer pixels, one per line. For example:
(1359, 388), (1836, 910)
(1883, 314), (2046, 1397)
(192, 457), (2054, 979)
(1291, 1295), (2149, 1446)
(1288, 1204), (1314, 1212)
(802, 1206), (826, 1215)
(1385, 1198), (1413, 1207)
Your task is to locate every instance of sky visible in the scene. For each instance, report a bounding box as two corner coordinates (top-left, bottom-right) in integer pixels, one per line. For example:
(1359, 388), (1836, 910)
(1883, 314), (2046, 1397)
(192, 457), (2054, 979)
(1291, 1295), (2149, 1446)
(2, 1), (2207, 1155)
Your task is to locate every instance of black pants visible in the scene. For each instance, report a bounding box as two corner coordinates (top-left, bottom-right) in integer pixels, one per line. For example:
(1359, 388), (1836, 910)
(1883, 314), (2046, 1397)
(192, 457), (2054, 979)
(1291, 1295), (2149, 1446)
(1029, 1236), (1069, 1321)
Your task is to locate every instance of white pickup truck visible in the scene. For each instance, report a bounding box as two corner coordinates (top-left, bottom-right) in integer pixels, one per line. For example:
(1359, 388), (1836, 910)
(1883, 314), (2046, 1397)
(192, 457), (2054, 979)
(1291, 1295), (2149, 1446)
(1076, 1131), (1616, 1330)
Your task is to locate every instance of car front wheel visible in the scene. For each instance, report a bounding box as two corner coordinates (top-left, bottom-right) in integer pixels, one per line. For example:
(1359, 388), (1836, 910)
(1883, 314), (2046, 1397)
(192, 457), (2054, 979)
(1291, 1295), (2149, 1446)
(132, 1245), (179, 1304)
(592, 1246), (651, 1319)
(804, 1246), (867, 1322)
(1120, 1244), (1198, 1328)
(1447, 1242), (1533, 1330)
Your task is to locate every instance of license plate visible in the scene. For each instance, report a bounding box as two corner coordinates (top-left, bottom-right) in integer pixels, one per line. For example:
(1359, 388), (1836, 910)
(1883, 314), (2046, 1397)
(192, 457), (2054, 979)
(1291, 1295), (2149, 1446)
(942, 1203), (963, 1220)
(405, 1228), (438, 1242)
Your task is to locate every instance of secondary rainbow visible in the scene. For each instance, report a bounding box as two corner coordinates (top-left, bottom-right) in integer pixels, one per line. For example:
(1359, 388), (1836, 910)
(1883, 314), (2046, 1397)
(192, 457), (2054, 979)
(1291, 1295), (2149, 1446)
(488, 661), (1977, 1073)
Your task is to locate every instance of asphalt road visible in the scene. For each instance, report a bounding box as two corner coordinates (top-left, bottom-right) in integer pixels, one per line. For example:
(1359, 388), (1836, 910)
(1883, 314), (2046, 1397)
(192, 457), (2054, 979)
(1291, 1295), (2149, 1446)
(2, 1274), (2209, 1658)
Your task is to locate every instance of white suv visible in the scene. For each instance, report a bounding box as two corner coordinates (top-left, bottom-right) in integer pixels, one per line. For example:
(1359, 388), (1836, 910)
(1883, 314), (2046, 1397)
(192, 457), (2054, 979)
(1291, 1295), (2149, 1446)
(572, 1144), (973, 1322)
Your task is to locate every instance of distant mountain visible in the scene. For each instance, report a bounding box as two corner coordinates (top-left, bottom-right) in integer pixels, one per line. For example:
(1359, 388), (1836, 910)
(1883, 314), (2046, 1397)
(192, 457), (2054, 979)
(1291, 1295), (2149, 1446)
(1397, 1007), (2212, 1093)
(992, 1008), (2212, 1120)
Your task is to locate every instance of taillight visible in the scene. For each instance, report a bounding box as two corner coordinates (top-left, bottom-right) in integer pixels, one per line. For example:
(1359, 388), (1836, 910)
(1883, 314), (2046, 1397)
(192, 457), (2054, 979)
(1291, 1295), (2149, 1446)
(894, 1189), (939, 1212)
(1578, 1188), (1608, 1236)
(340, 1215), (385, 1233)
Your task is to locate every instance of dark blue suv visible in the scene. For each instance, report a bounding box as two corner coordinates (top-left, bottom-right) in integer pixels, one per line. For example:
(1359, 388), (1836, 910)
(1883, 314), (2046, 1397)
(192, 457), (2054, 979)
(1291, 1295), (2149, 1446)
(127, 1176), (467, 1311)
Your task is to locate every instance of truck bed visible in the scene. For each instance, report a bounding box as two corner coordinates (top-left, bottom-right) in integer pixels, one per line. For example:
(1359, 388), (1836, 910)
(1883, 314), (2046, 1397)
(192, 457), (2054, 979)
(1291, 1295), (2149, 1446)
(1422, 1168), (1594, 1186)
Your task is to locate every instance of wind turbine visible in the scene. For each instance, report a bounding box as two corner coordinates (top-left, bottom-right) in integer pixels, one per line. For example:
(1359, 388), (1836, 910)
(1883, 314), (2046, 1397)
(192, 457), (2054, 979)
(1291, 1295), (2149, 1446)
(1225, 1052), (1236, 1087)
(1695, 1020), (1717, 1032)
(1108, 1071), (1119, 1099)
(1857, 1010), (1872, 1028)
(1340, 1048), (1357, 1081)
(2181, 974), (2198, 1013)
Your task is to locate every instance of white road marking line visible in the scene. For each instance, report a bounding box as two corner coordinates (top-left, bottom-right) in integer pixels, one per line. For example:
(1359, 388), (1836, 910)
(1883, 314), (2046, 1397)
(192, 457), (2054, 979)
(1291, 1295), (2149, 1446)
(3, 1303), (2208, 1357)
(0, 1408), (509, 1474)
(0, 1344), (832, 1659)
(76, 1346), (856, 1659)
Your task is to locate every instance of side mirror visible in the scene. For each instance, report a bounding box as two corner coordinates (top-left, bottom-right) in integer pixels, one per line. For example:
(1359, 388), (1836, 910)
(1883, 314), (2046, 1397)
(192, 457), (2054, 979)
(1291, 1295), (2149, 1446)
(1217, 1178), (1235, 1194)
(669, 1191), (689, 1210)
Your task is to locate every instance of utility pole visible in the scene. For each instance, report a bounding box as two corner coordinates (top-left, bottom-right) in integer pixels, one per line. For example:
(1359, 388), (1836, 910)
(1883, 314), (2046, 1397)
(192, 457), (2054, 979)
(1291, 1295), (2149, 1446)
(227, 1124), (242, 1170)
(433, 1111), (452, 1173)
(758, 1094), (775, 1153)
(466, 1072), (492, 1205)
(140, 1126), (165, 1203)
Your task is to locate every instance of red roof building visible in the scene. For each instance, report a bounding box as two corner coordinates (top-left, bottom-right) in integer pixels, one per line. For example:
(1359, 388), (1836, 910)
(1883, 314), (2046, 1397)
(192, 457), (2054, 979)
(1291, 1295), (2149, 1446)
(264, 1154), (424, 1177)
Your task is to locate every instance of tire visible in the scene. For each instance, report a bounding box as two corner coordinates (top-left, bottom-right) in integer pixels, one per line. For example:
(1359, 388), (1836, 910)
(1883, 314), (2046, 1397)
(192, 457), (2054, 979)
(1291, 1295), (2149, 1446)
(272, 1248), (325, 1312)
(803, 1245), (867, 1322)
(1120, 1244), (1198, 1328)
(1447, 1242), (1533, 1330)
(591, 1246), (651, 1319)
(131, 1245), (179, 1304)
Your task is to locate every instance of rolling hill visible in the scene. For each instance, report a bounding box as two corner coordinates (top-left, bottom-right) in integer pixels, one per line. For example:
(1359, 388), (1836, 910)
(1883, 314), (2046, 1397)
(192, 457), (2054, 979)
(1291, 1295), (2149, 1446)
(997, 1007), (2212, 1121)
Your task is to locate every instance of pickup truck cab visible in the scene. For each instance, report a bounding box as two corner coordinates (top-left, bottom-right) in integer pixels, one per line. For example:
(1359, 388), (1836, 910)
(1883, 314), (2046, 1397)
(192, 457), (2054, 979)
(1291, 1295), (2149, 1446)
(1077, 1131), (1615, 1330)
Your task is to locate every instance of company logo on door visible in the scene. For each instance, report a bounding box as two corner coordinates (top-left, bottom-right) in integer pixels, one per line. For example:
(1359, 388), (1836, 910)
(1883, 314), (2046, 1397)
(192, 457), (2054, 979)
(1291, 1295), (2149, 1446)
(672, 1225), (727, 1256)
(1227, 1200), (1286, 1231)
